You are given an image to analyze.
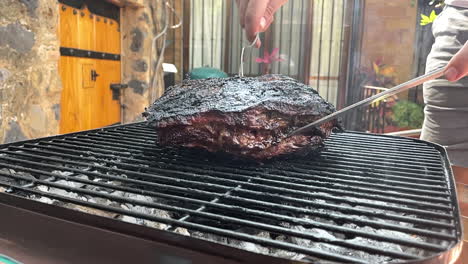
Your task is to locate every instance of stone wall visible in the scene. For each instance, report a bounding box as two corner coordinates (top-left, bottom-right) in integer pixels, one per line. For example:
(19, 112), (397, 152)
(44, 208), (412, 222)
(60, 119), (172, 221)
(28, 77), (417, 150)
(0, 0), (61, 143)
(121, 0), (166, 123)
(360, 0), (418, 84)
(0, 0), (166, 142)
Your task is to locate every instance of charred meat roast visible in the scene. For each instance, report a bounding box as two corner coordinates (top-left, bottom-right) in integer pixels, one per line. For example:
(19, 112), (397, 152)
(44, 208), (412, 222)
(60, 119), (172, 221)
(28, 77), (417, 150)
(143, 75), (342, 160)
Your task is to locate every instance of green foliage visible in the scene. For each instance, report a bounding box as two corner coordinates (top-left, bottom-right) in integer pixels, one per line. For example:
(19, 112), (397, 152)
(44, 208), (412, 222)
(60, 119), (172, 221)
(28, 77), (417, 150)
(420, 10), (437, 26)
(391, 100), (424, 128)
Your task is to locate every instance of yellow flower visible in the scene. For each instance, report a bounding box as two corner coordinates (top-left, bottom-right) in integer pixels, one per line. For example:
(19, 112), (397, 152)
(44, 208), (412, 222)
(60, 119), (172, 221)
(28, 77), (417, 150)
(373, 62), (380, 75)
(420, 10), (437, 26)
(380, 66), (396, 77)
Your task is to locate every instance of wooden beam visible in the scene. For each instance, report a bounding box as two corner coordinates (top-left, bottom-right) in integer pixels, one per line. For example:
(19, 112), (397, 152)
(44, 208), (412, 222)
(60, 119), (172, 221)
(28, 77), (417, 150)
(104, 0), (144, 8)
(105, 0), (125, 8)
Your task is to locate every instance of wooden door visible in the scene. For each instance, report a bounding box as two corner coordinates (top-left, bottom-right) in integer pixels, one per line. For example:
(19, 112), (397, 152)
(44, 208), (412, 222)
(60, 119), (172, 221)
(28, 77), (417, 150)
(58, 2), (121, 134)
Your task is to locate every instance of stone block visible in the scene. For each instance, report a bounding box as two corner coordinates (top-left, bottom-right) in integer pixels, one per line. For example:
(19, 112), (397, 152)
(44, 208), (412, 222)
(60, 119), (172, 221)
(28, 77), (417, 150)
(132, 59), (148, 72)
(130, 27), (144, 52)
(0, 23), (35, 54)
(20, 0), (38, 16)
(128, 79), (148, 95)
(4, 121), (27, 143)
(27, 104), (47, 134)
(0, 68), (10, 84)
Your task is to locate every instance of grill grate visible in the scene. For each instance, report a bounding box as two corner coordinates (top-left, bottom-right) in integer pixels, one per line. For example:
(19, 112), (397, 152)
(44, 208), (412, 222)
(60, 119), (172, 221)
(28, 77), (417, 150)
(0, 122), (461, 263)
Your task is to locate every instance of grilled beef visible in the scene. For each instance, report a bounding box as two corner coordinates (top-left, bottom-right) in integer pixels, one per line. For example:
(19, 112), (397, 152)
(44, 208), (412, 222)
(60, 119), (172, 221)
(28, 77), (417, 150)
(143, 75), (342, 160)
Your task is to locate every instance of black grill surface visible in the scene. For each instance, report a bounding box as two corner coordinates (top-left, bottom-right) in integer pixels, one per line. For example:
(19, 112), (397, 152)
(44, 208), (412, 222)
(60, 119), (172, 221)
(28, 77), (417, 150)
(0, 122), (462, 263)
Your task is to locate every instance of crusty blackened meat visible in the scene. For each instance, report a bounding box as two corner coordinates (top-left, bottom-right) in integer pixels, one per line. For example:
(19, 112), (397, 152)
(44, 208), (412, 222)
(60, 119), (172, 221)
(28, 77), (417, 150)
(143, 74), (342, 160)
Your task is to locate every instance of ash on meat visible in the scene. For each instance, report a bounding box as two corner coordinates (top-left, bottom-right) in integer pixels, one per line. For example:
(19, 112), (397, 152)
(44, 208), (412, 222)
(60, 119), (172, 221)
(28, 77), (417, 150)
(144, 75), (342, 160)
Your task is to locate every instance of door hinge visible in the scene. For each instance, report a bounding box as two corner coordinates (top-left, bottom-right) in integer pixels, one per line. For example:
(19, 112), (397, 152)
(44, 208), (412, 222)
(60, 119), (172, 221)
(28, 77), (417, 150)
(110, 83), (128, 100)
(91, 70), (99, 81)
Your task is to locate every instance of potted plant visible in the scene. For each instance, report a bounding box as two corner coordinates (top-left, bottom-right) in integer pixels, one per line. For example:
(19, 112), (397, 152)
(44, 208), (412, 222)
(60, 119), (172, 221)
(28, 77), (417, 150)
(387, 100), (424, 134)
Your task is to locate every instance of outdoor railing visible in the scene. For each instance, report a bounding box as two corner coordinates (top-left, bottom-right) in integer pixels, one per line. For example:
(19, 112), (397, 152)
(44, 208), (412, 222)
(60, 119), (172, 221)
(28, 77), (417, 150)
(361, 85), (391, 134)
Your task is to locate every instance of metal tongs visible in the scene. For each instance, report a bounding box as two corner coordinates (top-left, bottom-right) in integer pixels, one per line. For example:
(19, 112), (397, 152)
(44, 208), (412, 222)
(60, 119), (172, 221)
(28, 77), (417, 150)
(289, 67), (447, 137)
(239, 33), (260, 77)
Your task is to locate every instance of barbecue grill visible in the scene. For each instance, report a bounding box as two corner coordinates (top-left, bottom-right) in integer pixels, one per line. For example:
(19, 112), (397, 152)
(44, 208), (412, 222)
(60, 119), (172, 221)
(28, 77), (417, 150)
(0, 122), (462, 264)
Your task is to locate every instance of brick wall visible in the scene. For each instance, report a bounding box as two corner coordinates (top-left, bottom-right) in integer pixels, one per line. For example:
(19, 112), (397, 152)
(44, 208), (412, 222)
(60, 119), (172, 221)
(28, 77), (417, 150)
(360, 0), (418, 86)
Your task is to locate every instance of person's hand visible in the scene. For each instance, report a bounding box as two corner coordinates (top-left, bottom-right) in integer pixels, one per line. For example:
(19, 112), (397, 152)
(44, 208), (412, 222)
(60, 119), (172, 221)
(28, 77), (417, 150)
(445, 41), (468, 82)
(236, 0), (288, 48)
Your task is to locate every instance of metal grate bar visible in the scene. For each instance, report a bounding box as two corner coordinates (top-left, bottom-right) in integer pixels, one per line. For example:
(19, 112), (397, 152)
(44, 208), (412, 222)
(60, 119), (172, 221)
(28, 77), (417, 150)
(40, 136), (448, 202)
(39, 140), (451, 204)
(103, 132), (440, 175)
(112, 127), (444, 171)
(0, 152), (234, 192)
(0, 157), (454, 241)
(264, 164), (446, 188)
(1, 147), (453, 220)
(44, 134), (451, 197)
(325, 144), (442, 162)
(66, 132), (448, 190)
(0, 158), (225, 199)
(18, 143), (451, 210)
(0, 171), (448, 255)
(282, 161), (446, 184)
(319, 150), (443, 170)
(218, 193), (456, 240)
(290, 156), (445, 178)
(280, 161), (445, 191)
(0, 151), (454, 230)
(0, 123), (460, 263)
(122, 125), (441, 163)
(323, 147), (443, 166)
(168, 180), (253, 231)
(329, 135), (437, 151)
(102, 128), (447, 179)
(328, 138), (438, 153)
(0, 181), (367, 264)
(54, 134), (446, 188)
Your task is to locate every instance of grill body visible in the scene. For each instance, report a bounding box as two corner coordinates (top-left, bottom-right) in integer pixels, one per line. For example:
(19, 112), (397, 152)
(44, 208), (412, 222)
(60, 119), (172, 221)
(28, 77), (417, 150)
(0, 122), (462, 264)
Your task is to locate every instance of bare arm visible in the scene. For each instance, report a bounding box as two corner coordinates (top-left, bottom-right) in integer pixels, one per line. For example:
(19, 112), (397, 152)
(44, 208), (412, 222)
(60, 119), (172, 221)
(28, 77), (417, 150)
(445, 41), (468, 81)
